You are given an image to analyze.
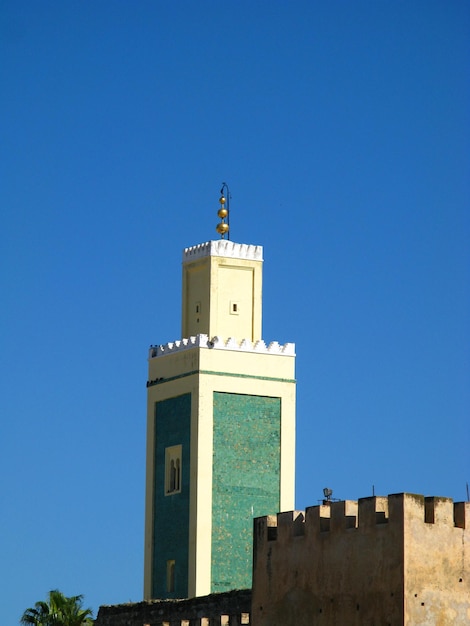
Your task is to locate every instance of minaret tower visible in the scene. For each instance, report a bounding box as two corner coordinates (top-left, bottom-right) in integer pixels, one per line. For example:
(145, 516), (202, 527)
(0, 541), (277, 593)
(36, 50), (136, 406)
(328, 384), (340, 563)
(144, 189), (296, 599)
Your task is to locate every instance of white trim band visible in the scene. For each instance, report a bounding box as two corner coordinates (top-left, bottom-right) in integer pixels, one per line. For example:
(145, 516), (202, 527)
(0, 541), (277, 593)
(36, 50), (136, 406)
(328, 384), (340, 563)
(149, 334), (295, 358)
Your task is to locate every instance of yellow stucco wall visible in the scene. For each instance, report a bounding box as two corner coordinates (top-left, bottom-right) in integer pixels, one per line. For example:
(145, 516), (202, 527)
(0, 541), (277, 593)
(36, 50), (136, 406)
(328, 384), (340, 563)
(181, 244), (263, 341)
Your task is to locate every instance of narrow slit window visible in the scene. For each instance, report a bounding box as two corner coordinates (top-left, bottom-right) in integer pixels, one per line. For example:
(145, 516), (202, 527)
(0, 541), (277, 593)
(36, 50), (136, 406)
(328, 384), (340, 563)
(175, 458), (180, 492)
(169, 460), (176, 492)
(166, 560), (175, 592)
(230, 301), (239, 315)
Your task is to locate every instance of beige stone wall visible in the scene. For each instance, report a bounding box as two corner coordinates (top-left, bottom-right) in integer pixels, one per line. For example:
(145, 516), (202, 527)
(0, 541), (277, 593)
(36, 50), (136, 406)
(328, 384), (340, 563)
(403, 495), (470, 625)
(251, 493), (470, 626)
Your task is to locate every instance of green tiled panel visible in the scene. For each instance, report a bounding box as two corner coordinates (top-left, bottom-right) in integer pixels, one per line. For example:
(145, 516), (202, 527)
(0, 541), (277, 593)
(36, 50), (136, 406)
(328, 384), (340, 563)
(212, 392), (280, 591)
(152, 393), (191, 598)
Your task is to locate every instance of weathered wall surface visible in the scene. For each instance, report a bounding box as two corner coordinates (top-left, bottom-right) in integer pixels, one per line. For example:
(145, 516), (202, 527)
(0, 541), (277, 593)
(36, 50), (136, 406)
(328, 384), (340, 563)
(403, 495), (470, 625)
(251, 493), (470, 626)
(95, 589), (251, 626)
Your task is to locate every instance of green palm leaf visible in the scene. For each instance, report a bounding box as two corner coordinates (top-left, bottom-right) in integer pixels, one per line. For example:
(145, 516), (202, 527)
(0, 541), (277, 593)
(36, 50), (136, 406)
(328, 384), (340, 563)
(20, 590), (93, 626)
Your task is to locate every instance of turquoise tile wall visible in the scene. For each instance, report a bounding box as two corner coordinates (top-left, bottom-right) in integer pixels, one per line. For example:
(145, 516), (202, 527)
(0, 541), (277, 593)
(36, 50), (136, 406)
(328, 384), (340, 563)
(212, 392), (281, 591)
(152, 393), (191, 598)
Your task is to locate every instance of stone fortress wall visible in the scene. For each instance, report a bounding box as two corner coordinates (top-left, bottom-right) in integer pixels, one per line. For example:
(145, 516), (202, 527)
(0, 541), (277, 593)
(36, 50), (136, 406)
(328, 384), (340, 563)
(95, 590), (251, 626)
(96, 493), (469, 626)
(251, 493), (470, 626)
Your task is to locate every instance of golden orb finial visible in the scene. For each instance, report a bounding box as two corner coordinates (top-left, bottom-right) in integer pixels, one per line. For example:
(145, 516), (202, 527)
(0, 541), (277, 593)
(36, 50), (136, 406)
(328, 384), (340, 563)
(216, 183), (230, 239)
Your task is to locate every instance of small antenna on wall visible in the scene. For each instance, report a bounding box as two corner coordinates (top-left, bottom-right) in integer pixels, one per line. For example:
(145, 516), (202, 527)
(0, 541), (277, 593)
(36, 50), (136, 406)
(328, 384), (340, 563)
(319, 488), (338, 505)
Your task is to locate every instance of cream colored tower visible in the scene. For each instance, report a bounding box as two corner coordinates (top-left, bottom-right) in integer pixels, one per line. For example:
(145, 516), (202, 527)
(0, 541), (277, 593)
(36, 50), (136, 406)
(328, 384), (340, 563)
(182, 240), (262, 341)
(144, 239), (296, 600)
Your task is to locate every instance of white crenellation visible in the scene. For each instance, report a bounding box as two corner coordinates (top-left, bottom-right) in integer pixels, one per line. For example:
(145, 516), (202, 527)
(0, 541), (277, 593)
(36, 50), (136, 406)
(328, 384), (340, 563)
(183, 240), (263, 263)
(149, 334), (295, 358)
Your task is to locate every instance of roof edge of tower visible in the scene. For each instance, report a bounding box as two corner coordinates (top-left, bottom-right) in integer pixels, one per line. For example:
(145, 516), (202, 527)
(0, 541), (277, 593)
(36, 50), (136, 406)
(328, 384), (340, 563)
(149, 334), (295, 359)
(183, 240), (263, 263)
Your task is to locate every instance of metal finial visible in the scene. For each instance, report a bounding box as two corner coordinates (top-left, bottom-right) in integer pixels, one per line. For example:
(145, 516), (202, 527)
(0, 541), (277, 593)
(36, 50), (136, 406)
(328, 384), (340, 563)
(216, 182), (230, 239)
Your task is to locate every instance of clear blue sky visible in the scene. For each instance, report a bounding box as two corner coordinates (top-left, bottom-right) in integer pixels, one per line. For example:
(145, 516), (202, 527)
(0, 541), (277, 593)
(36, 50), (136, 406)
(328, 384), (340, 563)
(1, 1), (469, 623)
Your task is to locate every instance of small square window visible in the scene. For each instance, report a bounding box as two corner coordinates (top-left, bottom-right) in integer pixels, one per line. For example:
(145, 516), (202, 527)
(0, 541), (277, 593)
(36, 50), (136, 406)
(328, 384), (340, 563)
(165, 445), (182, 495)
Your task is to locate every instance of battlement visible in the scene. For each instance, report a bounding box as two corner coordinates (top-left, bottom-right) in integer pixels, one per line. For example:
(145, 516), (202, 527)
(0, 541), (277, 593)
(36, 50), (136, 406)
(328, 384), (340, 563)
(183, 240), (263, 262)
(252, 494), (470, 625)
(255, 494), (470, 542)
(149, 334), (295, 358)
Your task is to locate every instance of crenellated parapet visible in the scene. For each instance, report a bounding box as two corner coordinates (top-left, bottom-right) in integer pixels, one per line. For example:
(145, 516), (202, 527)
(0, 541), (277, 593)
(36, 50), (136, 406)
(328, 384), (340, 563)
(183, 240), (263, 262)
(149, 334), (295, 359)
(252, 493), (470, 626)
(254, 494), (470, 544)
